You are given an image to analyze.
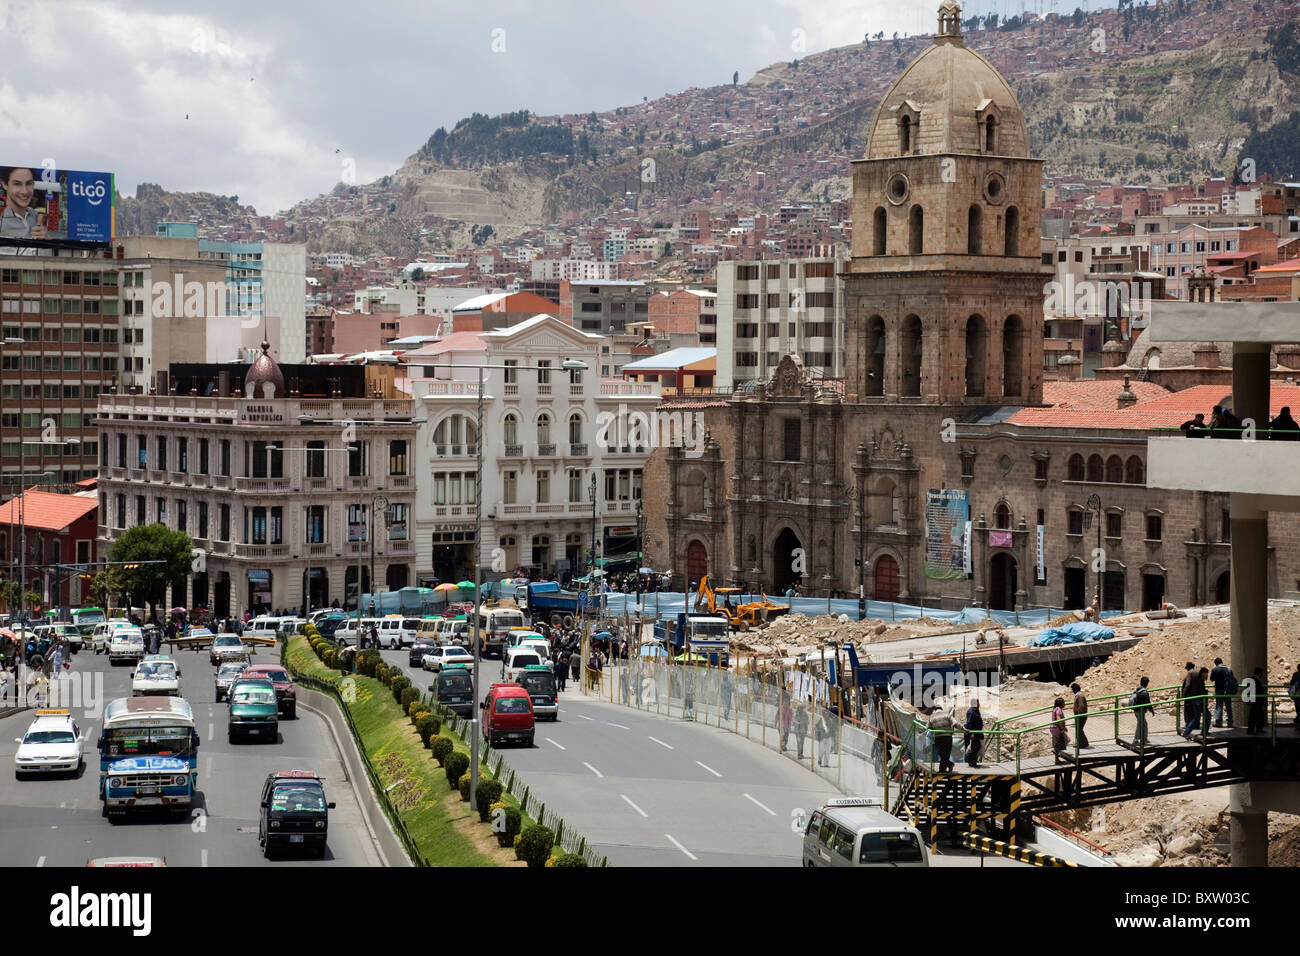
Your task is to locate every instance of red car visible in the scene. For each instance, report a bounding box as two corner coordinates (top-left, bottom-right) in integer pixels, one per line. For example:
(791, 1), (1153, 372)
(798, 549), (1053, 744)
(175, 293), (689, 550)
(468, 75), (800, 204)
(481, 683), (535, 748)
(242, 665), (298, 719)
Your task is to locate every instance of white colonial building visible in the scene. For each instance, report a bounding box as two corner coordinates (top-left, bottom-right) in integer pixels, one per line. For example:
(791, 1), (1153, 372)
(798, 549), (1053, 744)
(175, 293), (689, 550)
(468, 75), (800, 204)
(406, 315), (660, 584)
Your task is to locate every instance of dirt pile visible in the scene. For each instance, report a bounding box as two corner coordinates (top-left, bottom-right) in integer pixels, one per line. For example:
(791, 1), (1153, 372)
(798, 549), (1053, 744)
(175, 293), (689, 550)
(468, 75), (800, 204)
(737, 612), (981, 655)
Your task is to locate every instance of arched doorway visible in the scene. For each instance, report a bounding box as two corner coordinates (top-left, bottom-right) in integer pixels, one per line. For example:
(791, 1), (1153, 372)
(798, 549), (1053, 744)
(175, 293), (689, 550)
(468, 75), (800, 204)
(772, 527), (803, 595)
(685, 540), (708, 590)
(873, 554), (901, 602)
(1214, 569), (1230, 604)
(989, 553), (1017, 610)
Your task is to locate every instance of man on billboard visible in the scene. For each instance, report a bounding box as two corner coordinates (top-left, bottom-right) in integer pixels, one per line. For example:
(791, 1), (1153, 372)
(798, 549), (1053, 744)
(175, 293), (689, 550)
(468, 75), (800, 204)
(0, 167), (49, 239)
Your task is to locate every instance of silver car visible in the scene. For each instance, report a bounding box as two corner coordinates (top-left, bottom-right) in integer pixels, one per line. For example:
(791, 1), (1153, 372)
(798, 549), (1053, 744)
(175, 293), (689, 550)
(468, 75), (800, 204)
(214, 661), (247, 702)
(209, 634), (248, 666)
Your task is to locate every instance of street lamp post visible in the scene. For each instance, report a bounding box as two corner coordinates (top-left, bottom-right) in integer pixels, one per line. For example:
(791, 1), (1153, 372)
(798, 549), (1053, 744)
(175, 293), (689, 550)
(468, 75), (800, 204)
(439, 357), (587, 813)
(635, 497), (646, 643)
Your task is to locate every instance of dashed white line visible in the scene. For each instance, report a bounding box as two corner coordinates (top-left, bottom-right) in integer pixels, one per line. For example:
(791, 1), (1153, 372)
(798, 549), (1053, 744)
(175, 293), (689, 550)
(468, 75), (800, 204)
(696, 760), (722, 778)
(665, 833), (697, 861)
(577, 714), (595, 721)
(743, 793), (777, 816)
(36, 856), (45, 867)
(208, 722), (214, 739)
(583, 762), (604, 779)
(647, 736), (674, 750)
(607, 722), (630, 730)
(620, 794), (648, 818)
(546, 737), (567, 751)
(201, 848), (209, 867)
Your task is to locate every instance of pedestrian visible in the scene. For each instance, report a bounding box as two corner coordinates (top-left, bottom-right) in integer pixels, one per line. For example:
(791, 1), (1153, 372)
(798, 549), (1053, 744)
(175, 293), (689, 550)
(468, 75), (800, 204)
(1071, 682), (1089, 748)
(721, 670), (733, 721)
(1270, 406), (1300, 440)
(684, 667), (696, 719)
(963, 699), (984, 767)
(1246, 667), (1267, 735)
(1182, 666), (1210, 738)
(793, 699), (810, 759)
(619, 667), (629, 704)
(570, 650), (582, 684)
(1131, 676), (1152, 745)
(1219, 406), (1243, 437)
(49, 641), (64, 677)
(1179, 412), (1207, 437)
(1209, 657), (1237, 728)
(927, 705), (956, 772)
(778, 694), (793, 753)
(1289, 665), (1300, 730)
(554, 651), (568, 692)
(1050, 696), (1071, 762)
(815, 707), (832, 767)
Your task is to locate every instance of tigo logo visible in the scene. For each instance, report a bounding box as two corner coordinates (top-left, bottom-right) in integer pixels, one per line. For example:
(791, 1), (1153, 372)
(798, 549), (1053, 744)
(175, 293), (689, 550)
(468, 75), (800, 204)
(71, 178), (108, 206)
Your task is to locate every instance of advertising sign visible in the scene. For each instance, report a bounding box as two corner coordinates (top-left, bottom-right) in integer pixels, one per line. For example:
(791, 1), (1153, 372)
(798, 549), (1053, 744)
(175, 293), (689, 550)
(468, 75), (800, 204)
(0, 164), (114, 245)
(924, 488), (970, 580)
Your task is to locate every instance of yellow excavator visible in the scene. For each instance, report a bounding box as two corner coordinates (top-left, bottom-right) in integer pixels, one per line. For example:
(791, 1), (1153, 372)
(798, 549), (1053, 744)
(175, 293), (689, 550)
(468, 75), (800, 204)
(694, 575), (790, 630)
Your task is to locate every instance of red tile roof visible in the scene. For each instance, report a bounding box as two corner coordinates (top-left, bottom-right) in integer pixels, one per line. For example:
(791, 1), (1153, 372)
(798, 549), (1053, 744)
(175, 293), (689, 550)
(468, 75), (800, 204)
(1040, 379), (1169, 409)
(1010, 383), (1300, 431)
(0, 489), (98, 532)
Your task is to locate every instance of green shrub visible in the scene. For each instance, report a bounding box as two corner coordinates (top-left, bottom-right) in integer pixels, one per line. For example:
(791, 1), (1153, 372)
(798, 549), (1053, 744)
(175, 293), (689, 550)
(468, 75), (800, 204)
(517, 825), (556, 868)
(552, 852), (587, 867)
(475, 779), (503, 822)
(357, 649), (381, 677)
(416, 715), (440, 747)
(459, 772), (471, 802)
(400, 685), (419, 710)
(376, 664), (390, 685)
(427, 715), (441, 736)
(445, 751), (469, 788)
(496, 805), (522, 847)
(431, 736), (454, 766)
(391, 676), (412, 704)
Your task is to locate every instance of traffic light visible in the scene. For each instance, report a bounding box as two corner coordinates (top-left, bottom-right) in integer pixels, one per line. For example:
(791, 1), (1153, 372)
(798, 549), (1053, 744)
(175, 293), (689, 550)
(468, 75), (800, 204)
(119, 563), (139, 570)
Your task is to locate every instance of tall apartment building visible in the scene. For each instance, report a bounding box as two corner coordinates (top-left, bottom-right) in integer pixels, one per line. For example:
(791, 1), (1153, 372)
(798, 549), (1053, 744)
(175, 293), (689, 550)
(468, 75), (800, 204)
(0, 254), (123, 490)
(407, 315), (659, 585)
(558, 280), (649, 335)
(715, 255), (847, 389)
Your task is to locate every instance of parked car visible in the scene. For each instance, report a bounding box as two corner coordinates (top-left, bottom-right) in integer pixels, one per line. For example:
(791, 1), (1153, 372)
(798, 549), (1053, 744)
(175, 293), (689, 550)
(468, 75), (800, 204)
(422, 645), (475, 673)
(228, 679), (279, 742)
(241, 664), (297, 719)
(214, 662), (247, 702)
(481, 683), (535, 748)
(316, 615), (348, 640)
(258, 770), (334, 858)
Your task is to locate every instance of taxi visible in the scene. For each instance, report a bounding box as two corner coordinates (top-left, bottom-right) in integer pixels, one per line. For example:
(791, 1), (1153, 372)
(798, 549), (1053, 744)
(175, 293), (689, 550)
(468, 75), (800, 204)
(13, 710), (86, 777)
(131, 655), (182, 697)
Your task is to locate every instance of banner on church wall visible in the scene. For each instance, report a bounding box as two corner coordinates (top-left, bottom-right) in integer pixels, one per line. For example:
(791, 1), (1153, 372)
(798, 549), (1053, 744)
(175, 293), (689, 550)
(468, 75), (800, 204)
(925, 488), (970, 580)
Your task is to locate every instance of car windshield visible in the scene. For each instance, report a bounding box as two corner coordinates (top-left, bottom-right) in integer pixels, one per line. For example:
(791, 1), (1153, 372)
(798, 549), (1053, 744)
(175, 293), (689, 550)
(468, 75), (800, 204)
(859, 832), (924, 865)
(517, 672), (556, 696)
(233, 687), (277, 705)
(439, 673), (472, 693)
(218, 665), (245, 678)
(136, 662), (176, 679)
(250, 669), (288, 682)
(270, 785), (326, 812)
(215, 636), (241, 647)
(511, 654), (541, 669)
(494, 697), (530, 714)
(24, 730), (75, 745)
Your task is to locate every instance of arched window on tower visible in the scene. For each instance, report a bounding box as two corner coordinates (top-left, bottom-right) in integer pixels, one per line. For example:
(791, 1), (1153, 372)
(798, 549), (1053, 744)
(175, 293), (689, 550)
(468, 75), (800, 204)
(865, 316), (885, 397)
(1002, 315), (1023, 397)
(967, 205), (982, 255)
(1067, 454), (1085, 481)
(908, 205), (923, 255)
(1004, 206), (1020, 257)
(964, 315), (987, 398)
(873, 207), (887, 256)
(901, 314), (922, 397)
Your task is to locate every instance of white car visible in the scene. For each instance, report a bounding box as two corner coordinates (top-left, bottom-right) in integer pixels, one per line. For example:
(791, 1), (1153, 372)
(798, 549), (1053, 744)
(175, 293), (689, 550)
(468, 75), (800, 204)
(13, 710), (85, 777)
(90, 620), (134, 654)
(422, 646), (475, 672)
(210, 634), (248, 665)
(131, 656), (181, 697)
(502, 648), (545, 683)
(108, 628), (145, 666)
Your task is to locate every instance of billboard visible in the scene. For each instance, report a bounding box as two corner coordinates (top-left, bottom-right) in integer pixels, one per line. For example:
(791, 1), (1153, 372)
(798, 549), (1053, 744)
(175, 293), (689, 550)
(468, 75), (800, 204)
(924, 488), (970, 580)
(0, 163), (114, 245)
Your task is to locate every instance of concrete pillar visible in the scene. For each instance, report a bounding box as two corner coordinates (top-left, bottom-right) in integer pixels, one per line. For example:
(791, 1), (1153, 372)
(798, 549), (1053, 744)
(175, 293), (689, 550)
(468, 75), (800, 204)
(1233, 342), (1270, 433)
(1229, 785), (1269, 867)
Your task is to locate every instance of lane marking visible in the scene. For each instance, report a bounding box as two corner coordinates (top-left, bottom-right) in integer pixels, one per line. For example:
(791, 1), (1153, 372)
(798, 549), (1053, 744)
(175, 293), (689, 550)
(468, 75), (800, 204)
(620, 794), (648, 818)
(577, 714), (595, 721)
(607, 722), (630, 730)
(665, 833), (697, 861)
(743, 793), (777, 816)
(59, 801), (66, 809)
(208, 723), (214, 739)
(36, 856), (45, 867)
(647, 736), (674, 750)
(546, 738), (567, 751)
(583, 762), (604, 779)
(696, 760), (722, 778)
(201, 848), (209, 867)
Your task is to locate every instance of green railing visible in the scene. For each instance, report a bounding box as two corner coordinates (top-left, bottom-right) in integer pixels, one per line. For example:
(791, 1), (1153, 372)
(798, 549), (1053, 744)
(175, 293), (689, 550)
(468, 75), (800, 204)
(1152, 425), (1300, 440)
(904, 684), (1297, 779)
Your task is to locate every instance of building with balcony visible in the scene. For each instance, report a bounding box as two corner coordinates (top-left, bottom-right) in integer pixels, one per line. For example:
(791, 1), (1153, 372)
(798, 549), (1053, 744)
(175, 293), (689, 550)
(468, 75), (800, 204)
(715, 255), (847, 389)
(95, 346), (417, 617)
(407, 314), (659, 585)
(0, 487), (98, 612)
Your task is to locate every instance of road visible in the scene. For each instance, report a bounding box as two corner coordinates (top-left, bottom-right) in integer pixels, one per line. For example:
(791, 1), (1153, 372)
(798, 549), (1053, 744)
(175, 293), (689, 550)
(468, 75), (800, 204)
(381, 648), (1022, 866)
(0, 644), (381, 867)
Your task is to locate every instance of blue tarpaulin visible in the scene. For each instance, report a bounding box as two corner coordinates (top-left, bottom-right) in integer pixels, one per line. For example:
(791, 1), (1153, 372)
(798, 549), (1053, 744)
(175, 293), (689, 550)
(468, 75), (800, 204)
(1029, 622), (1117, 647)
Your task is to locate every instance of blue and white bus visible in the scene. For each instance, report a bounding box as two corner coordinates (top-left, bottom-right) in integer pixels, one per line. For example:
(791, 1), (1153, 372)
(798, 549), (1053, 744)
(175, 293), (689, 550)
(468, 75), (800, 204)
(97, 697), (200, 819)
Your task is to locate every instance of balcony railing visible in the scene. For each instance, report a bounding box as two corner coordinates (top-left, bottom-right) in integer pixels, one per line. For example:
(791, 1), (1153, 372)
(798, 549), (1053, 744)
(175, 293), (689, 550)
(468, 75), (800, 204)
(504, 444), (523, 457)
(390, 476), (411, 488)
(236, 477), (291, 492)
(538, 385), (552, 397)
(537, 443), (556, 457)
(570, 385), (585, 397)
(309, 543), (330, 556)
(212, 475), (231, 489)
(570, 444), (588, 456)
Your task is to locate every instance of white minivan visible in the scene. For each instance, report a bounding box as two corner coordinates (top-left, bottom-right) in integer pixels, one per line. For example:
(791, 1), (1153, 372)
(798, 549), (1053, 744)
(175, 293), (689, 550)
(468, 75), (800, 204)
(245, 617), (285, 641)
(802, 799), (930, 868)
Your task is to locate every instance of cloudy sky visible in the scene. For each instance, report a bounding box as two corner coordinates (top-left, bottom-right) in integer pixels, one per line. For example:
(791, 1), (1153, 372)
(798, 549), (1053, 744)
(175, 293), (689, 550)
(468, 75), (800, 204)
(3, 0), (1045, 214)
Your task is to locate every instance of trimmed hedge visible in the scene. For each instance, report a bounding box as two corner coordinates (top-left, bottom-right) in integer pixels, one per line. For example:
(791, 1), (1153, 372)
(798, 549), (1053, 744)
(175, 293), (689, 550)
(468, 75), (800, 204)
(494, 803), (521, 847)
(517, 824), (555, 868)
(391, 676), (412, 703)
(431, 736), (454, 766)
(475, 779), (503, 823)
(551, 852), (588, 867)
(444, 750), (469, 788)
(416, 715), (440, 747)
(400, 686), (420, 711)
(459, 772), (471, 802)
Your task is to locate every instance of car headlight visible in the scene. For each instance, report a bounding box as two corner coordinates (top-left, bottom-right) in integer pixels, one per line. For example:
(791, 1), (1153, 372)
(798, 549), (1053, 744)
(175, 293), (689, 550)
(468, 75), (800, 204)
(315, 820), (326, 829)
(269, 820), (280, 828)
(109, 778), (123, 789)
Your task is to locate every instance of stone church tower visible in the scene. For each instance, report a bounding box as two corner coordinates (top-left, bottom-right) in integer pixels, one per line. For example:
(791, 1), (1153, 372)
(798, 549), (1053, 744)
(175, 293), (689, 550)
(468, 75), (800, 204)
(844, 0), (1045, 405)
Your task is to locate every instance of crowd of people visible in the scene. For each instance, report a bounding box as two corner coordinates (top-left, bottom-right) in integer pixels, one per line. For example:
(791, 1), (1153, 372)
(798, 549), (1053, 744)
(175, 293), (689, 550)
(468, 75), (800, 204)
(1179, 405), (1299, 439)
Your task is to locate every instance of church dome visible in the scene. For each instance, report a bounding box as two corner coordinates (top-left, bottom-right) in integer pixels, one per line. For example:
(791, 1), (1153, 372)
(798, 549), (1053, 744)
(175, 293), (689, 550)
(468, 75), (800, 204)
(865, 1), (1030, 160)
(245, 339), (285, 399)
